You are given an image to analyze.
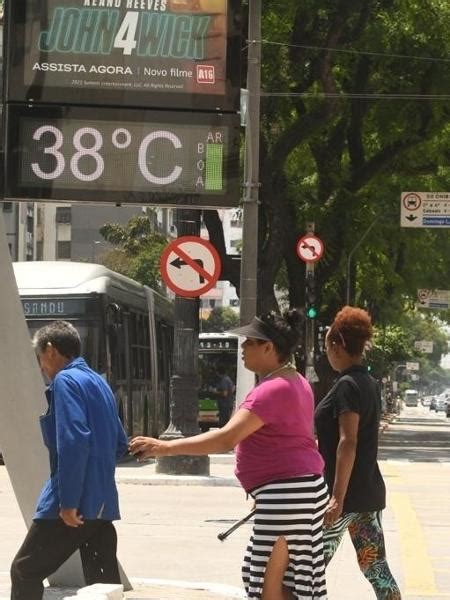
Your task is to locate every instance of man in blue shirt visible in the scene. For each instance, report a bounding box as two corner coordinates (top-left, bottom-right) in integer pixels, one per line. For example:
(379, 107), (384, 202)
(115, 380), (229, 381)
(10, 320), (128, 600)
(215, 364), (235, 428)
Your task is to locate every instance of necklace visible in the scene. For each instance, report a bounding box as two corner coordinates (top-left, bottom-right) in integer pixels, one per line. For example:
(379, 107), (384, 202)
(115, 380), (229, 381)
(262, 361), (296, 380)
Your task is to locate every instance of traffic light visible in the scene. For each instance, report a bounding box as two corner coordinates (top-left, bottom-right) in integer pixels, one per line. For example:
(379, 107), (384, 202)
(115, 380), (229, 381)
(306, 306), (318, 319)
(305, 272), (317, 319)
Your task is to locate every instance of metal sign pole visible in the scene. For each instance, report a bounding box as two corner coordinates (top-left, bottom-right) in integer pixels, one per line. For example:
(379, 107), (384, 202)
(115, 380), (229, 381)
(235, 0), (261, 406)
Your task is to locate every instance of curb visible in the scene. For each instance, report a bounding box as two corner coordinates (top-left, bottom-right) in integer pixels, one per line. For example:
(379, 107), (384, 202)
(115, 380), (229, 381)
(116, 474), (239, 487)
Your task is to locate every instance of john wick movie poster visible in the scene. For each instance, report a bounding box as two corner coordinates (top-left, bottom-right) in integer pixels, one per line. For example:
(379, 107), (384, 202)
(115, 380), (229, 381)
(5, 0), (241, 110)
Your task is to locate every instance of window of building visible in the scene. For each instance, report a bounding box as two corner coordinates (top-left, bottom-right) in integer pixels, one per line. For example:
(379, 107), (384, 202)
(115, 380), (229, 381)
(56, 206), (72, 224)
(57, 241), (71, 259)
(2, 202), (12, 212)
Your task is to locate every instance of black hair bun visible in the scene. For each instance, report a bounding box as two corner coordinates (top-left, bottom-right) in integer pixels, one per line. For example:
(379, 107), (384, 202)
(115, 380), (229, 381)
(283, 308), (303, 334)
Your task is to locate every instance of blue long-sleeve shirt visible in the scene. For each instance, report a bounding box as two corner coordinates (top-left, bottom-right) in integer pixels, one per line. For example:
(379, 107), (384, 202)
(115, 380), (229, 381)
(35, 357), (128, 520)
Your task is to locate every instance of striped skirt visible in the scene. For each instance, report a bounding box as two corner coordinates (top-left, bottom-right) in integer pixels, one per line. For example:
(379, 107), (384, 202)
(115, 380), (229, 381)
(242, 475), (329, 599)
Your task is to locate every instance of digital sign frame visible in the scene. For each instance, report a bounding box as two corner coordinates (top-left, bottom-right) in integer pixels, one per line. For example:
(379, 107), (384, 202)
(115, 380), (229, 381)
(4, 103), (241, 208)
(5, 0), (242, 112)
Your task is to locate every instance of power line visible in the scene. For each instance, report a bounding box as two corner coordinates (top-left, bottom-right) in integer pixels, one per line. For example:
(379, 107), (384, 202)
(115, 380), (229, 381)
(259, 39), (450, 64)
(261, 92), (450, 100)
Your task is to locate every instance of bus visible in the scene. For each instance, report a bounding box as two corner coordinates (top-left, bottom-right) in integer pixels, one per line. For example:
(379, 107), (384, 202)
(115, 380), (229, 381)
(404, 389), (419, 407)
(13, 261), (174, 438)
(198, 332), (238, 431)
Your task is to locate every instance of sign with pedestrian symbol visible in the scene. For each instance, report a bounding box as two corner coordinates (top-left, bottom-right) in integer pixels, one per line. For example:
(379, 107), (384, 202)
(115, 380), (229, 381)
(160, 236), (221, 298)
(296, 234), (325, 263)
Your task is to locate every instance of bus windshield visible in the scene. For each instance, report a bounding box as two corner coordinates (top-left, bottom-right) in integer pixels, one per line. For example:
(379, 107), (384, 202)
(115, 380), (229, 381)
(198, 334), (238, 430)
(26, 319), (105, 374)
(404, 389), (419, 406)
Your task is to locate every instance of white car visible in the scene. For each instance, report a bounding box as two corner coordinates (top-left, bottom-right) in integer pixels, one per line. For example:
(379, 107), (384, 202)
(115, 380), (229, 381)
(421, 396), (433, 407)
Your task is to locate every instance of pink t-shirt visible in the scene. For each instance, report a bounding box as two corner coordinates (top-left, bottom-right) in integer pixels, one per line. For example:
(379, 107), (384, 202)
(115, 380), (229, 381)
(235, 373), (324, 492)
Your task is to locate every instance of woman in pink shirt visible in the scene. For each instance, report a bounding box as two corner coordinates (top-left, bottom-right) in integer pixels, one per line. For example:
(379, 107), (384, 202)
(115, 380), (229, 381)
(130, 310), (328, 600)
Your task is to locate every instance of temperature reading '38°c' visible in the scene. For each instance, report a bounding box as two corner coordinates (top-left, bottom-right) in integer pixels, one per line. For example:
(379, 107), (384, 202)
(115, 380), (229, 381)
(27, 123), (226, 195)
(31, 125), (190, 184)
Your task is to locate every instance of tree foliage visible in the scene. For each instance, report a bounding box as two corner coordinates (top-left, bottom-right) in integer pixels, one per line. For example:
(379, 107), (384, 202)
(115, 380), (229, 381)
(99, 215), (168, 291)
(201, 307), (240, 332)
(367, 311), (449, 379)
(206, 0), (450, 331)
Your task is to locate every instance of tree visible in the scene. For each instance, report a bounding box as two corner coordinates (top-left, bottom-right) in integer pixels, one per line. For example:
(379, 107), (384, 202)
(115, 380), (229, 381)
(204, 0), (450, 330)
(366, 310), (449, 386)
(99, 215), (168, 290)
(201, 307), (240, 332)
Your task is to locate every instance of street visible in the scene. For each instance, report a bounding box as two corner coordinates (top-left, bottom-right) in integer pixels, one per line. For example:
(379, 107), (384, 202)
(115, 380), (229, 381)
(0, 405), (449, 599)
(377, 405), (450, 598)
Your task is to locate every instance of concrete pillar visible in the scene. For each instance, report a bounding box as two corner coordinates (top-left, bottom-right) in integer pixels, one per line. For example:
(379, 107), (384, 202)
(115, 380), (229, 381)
(0, 212), (130, 589)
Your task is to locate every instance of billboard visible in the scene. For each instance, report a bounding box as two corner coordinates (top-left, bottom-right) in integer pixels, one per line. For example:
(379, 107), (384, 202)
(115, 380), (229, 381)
(5, 0), (241, 111)
(4, 103), (241, 208)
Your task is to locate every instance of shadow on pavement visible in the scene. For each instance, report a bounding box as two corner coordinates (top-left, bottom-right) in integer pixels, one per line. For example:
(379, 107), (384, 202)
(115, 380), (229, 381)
(379, 413), (450, 462)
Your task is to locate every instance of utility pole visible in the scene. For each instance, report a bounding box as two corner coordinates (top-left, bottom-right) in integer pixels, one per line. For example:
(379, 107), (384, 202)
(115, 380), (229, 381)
(157, 208), (209, 476)
(235, 0), (262, 406)
(240, 0), (261, 324)
(304, 222), (319, 384)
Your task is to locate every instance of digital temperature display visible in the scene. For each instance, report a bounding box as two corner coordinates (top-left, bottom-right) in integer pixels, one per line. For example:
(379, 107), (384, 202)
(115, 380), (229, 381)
(5, 104), (240, 208)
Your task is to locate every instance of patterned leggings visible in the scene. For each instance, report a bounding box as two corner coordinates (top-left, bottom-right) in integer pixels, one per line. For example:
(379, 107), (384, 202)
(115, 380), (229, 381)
(323, 511), (401, 600)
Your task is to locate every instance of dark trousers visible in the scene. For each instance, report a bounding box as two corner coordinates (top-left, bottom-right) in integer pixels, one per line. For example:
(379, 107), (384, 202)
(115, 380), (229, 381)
(218, 399), (234, 428)
(10, 519), (121, 600)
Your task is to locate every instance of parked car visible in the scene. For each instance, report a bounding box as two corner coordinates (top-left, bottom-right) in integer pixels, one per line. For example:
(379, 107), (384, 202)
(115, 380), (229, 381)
(435, 396), (448, 412)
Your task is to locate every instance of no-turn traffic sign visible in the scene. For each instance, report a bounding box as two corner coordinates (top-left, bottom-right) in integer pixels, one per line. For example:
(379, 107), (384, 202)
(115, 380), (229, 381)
(296, 234), (325, 263)
(160, 236), (221, 298)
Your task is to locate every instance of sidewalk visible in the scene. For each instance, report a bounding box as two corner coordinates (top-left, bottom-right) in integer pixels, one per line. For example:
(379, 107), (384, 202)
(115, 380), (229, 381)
(0, 419), (401, 600)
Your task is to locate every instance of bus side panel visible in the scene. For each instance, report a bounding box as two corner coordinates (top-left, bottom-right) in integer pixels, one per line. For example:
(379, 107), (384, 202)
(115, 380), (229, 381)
(155, 320), (173, 435)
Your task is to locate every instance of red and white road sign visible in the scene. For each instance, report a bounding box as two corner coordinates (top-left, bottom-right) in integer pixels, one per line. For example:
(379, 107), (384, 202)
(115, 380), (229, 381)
(296, 234), (325, 263)
(160, 236), (221, 298)
(402, 192), (422, 211)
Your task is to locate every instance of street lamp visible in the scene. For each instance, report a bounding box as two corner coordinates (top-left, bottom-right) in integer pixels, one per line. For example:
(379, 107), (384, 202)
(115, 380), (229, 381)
(346, 215), (382, 305)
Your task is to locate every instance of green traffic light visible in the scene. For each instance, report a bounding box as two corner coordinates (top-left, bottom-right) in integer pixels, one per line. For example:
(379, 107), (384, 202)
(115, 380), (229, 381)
(306, 307), (317, 319)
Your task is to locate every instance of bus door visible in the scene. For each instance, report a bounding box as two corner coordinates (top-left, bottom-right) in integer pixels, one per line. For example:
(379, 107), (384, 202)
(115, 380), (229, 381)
(106, 303), (133, 436)
(155, 320), (172, 434)
(145, 288), (158, 436)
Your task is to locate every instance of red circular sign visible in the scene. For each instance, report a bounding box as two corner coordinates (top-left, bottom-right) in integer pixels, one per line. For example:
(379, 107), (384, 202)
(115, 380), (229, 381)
(296, 234), (325, 263)
(402, 193), (422, 211)
(160, 236), (221, 298)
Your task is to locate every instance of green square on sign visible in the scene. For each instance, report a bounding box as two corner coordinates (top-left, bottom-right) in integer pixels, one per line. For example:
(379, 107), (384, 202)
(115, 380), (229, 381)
(205, 144), (223, 191)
